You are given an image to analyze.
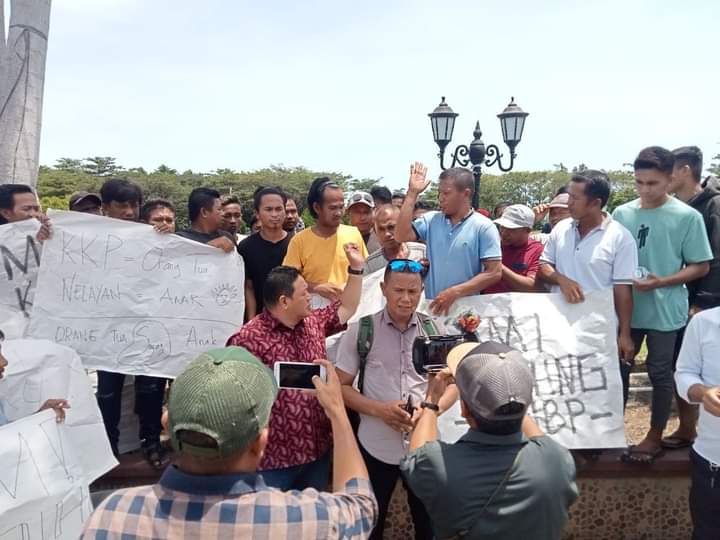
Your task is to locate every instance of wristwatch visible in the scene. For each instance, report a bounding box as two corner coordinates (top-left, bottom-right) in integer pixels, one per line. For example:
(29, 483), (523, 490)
(347, 266), (364, 276)
(420, 401), (440, 412)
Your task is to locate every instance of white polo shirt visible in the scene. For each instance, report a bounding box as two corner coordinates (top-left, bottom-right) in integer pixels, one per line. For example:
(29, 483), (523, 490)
(540, 214), (637, 293)
(675, 307), (720, 465)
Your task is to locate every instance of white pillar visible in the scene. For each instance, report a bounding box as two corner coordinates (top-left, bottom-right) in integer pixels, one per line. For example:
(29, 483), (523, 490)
(0, 0), (51, 188)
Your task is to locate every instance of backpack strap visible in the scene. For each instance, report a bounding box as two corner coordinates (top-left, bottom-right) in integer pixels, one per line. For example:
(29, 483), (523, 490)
(355, 315), (374, 394)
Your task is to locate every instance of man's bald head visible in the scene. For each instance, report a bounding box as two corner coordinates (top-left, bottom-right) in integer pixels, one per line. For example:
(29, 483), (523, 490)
(374, 205), (401, 250)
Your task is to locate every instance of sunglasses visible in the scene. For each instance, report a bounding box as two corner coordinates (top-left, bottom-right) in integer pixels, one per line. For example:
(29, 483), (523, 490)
(348, 192), (373, 206)
(387, 259), (424, 274)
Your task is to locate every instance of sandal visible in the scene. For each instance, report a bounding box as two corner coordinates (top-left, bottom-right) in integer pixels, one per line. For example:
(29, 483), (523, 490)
(621, 445), (664, 464)
(142, 444), (167, 470)
(660, 435), (694, 450)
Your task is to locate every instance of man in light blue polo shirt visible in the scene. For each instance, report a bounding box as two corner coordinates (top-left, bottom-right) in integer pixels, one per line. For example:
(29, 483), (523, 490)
(396, 163), (502, 315)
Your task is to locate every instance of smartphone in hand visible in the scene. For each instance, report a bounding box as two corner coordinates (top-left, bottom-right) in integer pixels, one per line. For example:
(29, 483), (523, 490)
(273, 361), (327, 390)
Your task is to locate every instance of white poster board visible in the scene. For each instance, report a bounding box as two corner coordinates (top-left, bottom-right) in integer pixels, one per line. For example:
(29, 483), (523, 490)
(27, 211), (245, 378)
(0, 339), (118, 481)
(0, 219), (41, 339)
(0, 410), (94, 540)
(329, 276), (626, 449)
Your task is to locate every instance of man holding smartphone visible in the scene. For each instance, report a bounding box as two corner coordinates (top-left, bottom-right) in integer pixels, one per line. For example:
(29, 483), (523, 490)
(336, 259), (458, 540)
(226, 243), (365, 491)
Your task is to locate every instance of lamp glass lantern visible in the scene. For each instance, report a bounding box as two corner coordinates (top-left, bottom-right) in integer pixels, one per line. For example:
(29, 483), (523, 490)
(428, 96), (459, 153)
(497, 97), (529, 153)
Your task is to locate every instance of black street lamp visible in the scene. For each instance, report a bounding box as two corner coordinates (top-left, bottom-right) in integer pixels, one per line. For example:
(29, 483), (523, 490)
(428, 96), (529, 209)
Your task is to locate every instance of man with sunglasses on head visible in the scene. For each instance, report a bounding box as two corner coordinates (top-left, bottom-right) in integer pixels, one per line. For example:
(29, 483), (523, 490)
(336, 259), (458, 540)
(396, 163), (502, 315)
(347, 191), (378, 251)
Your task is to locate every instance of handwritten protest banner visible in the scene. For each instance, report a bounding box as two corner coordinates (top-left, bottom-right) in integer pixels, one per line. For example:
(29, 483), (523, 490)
(0, 410), (94, 540)
(27, 210), (245, 378)
(0, 340), (117, 538)
(0, 338), (118, 481)
(0, 219), (41, 338)
(329, 272), (626, 449)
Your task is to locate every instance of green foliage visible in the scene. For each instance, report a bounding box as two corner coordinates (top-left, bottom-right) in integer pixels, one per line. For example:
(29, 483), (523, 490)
(36, 158), (639, 227)
(709, 154), (720, 176)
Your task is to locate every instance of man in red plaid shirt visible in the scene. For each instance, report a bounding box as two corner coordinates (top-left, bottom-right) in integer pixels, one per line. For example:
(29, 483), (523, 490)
(227, 242), (365, 490)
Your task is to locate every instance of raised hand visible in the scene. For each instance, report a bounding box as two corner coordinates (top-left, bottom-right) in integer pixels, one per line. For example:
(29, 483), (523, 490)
(343, 242), (365, 270)
(408, 162), (430, 195)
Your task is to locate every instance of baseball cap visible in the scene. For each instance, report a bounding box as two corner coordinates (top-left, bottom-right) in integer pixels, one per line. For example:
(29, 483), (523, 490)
(494, 204), (534, 229)
(548, 193), (569, 208)
(447, 341), (533, 421)
(347, 191), (375, 209)
(169, 347), (278, 458)
(69, 191), (101, 210)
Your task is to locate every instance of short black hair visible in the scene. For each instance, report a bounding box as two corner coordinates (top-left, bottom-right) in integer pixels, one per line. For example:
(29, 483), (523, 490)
(571, 169), (611, 208)
(493, 201), (512, 215)
(99, 178), (143, 206)
(673, 146), (703, 182)
(0, 184), (34, 224)
(220, 194), (241, 208)
(253, 186), (287, 211)
(188, 187), (221, 222)
(555, 184), (570, 196)
(414, 200), (433, 211)
(370, 186), (393, 206)
(439, 167), (474, 195)
(307, 177), (341, 219)
(263, 266), (301, 308)
(392, 192), (406, 201)
(633, 146), (675, 175)
(140, 198), (175, 223)
(470, 402), (525, 435)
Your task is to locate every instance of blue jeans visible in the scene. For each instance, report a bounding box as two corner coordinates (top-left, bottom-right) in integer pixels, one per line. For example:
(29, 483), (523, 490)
(260, 451), (330, 491)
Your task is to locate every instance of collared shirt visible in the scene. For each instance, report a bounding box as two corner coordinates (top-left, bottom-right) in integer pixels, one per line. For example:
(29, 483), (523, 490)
(484, 238), (544, 294)
(399, 431), (578, 540)
(675, 307), (720, 465)
(540, 214), (637, 294)
(364, 242), (427, 275)
(335, 308), (429, 465)
(412, 210), (501, 299)
(82, 465), (378, 540)
(226, 303), (346, 470)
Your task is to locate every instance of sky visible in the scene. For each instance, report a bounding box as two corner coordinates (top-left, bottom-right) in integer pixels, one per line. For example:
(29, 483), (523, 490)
(26, 0), (720, 189)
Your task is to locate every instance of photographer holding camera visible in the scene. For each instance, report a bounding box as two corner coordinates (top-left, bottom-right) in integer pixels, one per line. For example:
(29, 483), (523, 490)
(336, 259), (458, 540)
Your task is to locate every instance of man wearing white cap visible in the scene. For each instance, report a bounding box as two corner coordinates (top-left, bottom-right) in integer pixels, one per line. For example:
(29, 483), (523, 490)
(347, 191), (378, 250)
(399, 341), (578, 540)
(484, 204), (544, 293)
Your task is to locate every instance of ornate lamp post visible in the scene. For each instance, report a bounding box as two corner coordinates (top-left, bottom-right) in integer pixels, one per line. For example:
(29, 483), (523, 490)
(428, 97), (529, 209)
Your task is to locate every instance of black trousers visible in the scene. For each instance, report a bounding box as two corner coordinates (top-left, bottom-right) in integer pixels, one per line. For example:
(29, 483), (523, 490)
(96, 371), (166, 455)
(690, 448), (720, 540)
(360, 444), (433, 540)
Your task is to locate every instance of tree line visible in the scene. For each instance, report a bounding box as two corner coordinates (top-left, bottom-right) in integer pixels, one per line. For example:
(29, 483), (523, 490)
(37, 154), (720, 230)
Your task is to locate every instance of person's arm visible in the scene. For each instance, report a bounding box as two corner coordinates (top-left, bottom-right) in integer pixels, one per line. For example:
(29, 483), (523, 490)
(409, 369), (455, 451)
(396, 162), (429, 243)
(613, 284), (634, 362)
(244, 280), (257, 320)
(338, 369), (413, 431)
(311, 360), (370, 490)
(499, 264), (537, 292)
(36, 214), (52, 242)
(538, 264), (584, 303)
(338, 243), (365, 324)
(521, 415), (544, 438)
(207, 236), (235, 253)
(634, 262), (710, 292)
(429, 259), (502, 315)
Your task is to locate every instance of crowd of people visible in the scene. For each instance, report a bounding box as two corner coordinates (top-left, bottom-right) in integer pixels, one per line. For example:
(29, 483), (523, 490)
(0, 144), (718, 539)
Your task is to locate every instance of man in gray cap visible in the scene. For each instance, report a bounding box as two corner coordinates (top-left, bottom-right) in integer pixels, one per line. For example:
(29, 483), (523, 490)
(83, 347), (378, 539)
(400, 342), (578, 540)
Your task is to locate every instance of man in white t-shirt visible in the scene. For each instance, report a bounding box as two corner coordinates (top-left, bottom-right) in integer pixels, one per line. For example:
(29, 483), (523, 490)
(675, 305), (720, 539)
(538, 170), (638, 362)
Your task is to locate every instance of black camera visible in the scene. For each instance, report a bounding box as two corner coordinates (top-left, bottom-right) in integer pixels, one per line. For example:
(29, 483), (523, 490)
(412, 335), (467, 375)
